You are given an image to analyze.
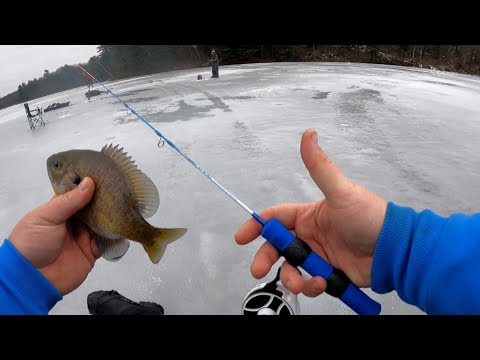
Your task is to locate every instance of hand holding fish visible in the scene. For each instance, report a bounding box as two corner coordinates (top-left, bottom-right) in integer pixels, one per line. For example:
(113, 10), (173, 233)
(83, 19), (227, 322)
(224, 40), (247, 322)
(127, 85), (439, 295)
(235, 129), (388, 297)
(8, 177), (100, 296)
(46, 144), (187, 264)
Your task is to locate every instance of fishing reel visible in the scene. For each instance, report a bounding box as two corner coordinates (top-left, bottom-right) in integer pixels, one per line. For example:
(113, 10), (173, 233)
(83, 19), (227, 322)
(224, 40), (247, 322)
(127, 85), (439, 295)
(241, 267), (300, 315)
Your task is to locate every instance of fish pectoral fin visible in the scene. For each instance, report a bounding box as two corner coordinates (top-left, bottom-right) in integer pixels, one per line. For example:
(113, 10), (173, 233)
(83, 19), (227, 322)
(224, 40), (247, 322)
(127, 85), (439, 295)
(94, 234), (130, 262)
(143, 228), (187, 264)
(101, 144), (160, 219)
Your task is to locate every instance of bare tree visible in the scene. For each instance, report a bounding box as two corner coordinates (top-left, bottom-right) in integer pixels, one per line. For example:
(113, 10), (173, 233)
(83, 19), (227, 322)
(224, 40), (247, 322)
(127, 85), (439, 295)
(420, 45), (427, 60)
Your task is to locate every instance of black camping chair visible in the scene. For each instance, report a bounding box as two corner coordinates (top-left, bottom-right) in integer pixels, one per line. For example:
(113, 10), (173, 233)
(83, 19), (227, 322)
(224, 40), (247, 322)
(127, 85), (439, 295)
(24, 103), (45, 129)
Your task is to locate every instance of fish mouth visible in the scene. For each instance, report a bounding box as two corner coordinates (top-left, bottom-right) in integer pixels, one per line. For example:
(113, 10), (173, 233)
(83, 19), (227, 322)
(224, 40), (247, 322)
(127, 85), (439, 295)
(47, 167), (53, 184)
(46, 165), (61, 194)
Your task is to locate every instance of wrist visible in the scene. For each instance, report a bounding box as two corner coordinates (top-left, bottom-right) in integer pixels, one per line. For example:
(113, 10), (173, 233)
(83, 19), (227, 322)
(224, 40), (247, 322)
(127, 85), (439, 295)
(8, 235), (54, 269)
(371, 202), (447, 311)
(0, 239), (62, 314)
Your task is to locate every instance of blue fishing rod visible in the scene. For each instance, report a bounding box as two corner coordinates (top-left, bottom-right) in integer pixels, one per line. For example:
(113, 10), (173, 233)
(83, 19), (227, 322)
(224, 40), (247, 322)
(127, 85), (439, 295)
(76, 64), (381, 315)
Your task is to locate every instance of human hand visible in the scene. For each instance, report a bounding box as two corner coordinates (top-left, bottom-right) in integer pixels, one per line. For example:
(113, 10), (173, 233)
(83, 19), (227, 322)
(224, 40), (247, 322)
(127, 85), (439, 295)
(235, 129), (387, 298)
(8, 177), (100, 296)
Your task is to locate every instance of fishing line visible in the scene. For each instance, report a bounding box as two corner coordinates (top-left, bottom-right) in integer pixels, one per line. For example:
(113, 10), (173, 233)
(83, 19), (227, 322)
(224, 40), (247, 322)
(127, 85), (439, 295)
(75, 64), (263, 224)
(92, 56), (118, 81)
(75, 63), (381, 315)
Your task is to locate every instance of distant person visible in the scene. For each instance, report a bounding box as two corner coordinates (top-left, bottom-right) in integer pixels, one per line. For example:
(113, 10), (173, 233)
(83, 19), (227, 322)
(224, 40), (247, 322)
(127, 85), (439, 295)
(210, 49), (219, 78)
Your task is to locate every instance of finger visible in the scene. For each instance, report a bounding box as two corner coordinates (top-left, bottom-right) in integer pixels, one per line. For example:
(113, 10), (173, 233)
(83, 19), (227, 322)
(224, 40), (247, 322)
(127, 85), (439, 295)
(302, 276), (327, 297)
(300, 128), (352, 198)
(77, 223), (101, 260)
(280, 261), (304, 294)
(76, 228), (97, 267)
(66, 218), (83, 238)
(251, 241), (280, 279)
(40, 177), (95, 225)
(75, 222), (101, 260)
(91, 237), (101, 260)
(235, 204), (301, 245)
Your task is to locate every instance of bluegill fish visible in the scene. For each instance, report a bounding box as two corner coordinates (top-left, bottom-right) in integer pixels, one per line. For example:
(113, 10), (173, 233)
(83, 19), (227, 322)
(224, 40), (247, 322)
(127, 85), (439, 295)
(46, 144), (187, 264)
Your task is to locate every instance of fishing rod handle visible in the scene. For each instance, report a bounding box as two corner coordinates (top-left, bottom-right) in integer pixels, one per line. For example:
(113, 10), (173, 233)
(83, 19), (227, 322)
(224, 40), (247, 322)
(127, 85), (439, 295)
(260, 218), (381, 315)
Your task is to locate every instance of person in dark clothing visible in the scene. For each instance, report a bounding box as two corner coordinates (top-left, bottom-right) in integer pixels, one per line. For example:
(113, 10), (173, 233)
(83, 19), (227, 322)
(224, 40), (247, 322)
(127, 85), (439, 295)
(210, 49), (219, 78)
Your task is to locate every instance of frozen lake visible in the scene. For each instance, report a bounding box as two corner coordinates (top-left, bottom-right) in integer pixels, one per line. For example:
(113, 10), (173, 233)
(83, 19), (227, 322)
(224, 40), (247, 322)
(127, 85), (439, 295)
(1, 62), (480, 315)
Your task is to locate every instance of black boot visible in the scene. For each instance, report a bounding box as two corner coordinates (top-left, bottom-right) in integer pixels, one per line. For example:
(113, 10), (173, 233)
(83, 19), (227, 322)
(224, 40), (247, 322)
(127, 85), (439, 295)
(87, 290), (164, 315)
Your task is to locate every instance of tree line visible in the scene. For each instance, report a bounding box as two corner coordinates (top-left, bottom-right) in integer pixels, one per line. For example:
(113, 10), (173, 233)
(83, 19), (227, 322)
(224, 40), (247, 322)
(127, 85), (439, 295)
(1, 45), (479, 111)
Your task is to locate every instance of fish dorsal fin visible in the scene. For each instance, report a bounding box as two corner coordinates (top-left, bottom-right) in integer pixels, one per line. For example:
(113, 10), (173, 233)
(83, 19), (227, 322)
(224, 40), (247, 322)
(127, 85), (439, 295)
(101, 144), (160, 218)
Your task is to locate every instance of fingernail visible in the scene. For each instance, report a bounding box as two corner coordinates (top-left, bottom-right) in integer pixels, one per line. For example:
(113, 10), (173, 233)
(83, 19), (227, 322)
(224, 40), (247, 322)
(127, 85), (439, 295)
(78, 178), (88, 191)
(311, 130), (318, 146)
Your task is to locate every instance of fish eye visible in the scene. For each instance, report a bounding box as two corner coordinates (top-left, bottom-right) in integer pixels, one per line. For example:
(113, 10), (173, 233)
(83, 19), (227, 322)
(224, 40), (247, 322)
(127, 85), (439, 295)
(54, 161), (61, 169)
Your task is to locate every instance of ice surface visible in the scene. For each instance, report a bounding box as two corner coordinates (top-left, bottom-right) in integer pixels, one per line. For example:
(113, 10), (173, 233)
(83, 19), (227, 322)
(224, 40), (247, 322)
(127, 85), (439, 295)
(2, 62), (480, 315)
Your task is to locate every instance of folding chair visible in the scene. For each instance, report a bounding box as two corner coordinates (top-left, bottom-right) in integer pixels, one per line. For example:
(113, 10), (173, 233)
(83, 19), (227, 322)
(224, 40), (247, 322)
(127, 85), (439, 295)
(24, 103), (45, 129)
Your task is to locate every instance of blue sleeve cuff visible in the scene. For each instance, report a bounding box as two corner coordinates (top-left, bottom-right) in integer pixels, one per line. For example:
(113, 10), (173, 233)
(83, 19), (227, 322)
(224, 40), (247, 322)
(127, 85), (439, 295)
(0, 239), (62, 315)
(371, 202), (447, 312)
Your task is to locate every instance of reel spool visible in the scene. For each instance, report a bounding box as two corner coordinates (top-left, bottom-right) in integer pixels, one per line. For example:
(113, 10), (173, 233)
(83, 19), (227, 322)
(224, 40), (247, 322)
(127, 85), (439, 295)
(241, 268), (300, 315)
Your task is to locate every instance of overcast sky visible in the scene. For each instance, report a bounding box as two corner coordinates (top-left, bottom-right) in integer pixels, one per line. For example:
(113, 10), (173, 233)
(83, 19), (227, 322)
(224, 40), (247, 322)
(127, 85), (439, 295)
(0, 45), (99, 98)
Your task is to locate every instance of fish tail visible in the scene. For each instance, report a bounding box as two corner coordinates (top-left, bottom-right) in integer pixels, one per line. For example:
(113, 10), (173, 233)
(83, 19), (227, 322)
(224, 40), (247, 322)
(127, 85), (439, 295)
(143, 228), (187, 264)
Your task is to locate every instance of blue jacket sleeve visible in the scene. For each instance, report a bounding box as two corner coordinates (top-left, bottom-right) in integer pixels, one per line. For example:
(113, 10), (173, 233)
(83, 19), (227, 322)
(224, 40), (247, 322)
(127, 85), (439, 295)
(0, 239), (62, 315)
(371, 202), (480, 314)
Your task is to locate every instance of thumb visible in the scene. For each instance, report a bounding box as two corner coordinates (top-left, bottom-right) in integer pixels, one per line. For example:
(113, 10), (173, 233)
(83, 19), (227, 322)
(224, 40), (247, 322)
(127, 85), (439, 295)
(300, 129), (352, 198)
(41, 177), (95, 225)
